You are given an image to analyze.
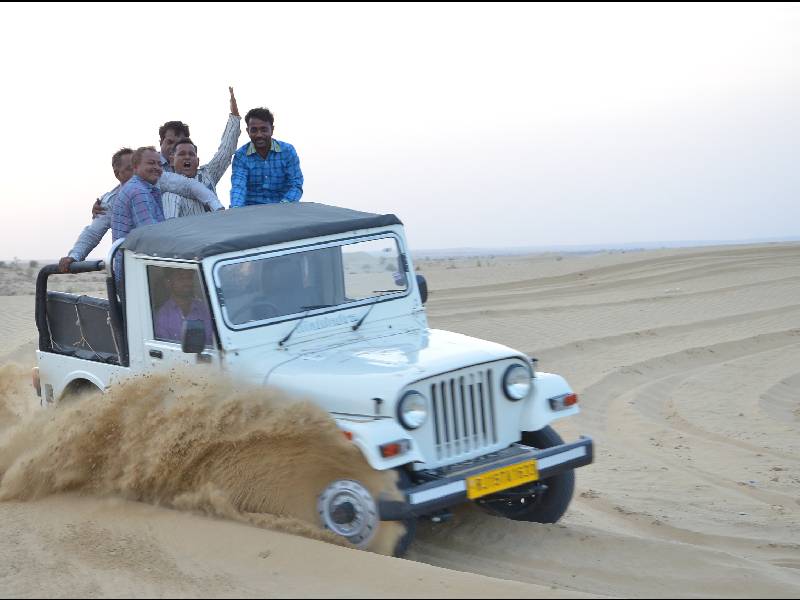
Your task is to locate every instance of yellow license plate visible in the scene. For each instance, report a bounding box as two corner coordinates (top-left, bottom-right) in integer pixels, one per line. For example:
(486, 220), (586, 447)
(466, 460), (539, 500)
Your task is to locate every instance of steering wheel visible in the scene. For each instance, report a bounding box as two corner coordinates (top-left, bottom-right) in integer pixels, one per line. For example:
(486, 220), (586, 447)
(230, 300), (281, 323)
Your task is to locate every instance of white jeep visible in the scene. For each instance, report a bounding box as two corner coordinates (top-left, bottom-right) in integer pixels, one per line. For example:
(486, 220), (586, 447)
(34, 202), (593, 555)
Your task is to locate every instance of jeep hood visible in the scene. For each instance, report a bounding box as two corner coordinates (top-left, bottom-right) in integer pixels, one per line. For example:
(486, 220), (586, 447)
(266, 329), (526, 416)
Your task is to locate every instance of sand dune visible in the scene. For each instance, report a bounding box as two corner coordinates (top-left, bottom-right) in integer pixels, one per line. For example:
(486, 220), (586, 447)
(1, 243), (799, 597)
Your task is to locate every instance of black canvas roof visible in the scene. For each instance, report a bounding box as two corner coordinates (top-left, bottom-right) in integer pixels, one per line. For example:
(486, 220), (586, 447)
(121, 202), (403, 260)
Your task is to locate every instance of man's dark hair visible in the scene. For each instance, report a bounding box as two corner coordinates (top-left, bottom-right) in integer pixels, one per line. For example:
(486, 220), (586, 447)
(158, 120), (191, 142)
(173, 137), (198, 153)
(111, 147), (134, 173)
(245, 107), (275, 127)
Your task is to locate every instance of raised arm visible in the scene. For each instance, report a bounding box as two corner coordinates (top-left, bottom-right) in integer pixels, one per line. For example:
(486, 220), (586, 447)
(230, 150), (248, 207)
(158, 171), (223, 211)
(202, 88), (242, 185)
(281, 146), (304, 202)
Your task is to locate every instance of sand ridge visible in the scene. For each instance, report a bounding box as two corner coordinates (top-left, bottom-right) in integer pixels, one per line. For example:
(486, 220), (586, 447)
(0, 243), (798, 597)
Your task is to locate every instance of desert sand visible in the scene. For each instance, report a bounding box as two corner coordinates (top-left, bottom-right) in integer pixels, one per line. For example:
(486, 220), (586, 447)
(0, 243), (798, 598)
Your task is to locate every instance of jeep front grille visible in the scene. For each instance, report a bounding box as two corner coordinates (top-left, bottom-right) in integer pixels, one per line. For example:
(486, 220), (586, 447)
(430, 369), (497, 460)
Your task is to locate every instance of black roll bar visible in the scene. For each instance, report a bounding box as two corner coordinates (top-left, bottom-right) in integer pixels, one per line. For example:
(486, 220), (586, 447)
(35, 261), (105, 352)
(35, 259), (129, 366)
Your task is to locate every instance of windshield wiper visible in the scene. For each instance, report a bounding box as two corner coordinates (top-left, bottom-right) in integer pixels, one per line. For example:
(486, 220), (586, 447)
(352, 303), (376, 332)
(282, 303), (375, 344)
(279, 305), (338, 347)
(278, 309), (312, 347)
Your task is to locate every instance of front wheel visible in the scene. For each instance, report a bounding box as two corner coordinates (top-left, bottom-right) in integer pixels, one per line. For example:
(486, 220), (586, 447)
(477, 426), (575, 523)
(317, 472), (417, 557)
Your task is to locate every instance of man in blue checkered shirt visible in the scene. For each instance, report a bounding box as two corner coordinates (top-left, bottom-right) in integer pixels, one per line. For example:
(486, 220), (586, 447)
(112, 147), (166, 242)
(230, 107), (303, 207)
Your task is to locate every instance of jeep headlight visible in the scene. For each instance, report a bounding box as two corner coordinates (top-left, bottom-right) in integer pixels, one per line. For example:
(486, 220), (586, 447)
(398, 391), (428, 430)
(503, 363), (533, 401)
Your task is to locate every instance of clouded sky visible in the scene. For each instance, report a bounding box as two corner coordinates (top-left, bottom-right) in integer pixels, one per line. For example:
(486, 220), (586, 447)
(0, 2), (797, 259)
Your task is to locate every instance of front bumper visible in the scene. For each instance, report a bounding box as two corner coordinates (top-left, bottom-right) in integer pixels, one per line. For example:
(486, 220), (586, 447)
(379, 436), (593, 520)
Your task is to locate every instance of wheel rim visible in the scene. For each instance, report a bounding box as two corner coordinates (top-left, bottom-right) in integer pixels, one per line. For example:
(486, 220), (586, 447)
(317, 480), (378, 548)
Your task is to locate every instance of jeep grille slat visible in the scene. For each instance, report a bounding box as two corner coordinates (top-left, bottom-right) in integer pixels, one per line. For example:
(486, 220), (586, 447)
(487, 369), (498, 444)
(431, 383), (441, 449)
(429, 368), (496, 459)
(480, 375), (490, 445)
(468, 376), (479, 447)
(459, 377), (471, 453)
(450, 379), (461, 454)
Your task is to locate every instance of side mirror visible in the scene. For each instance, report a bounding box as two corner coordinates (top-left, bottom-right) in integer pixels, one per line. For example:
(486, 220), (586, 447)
(181, 320), (207, 354)
(416, 274), (428, 305)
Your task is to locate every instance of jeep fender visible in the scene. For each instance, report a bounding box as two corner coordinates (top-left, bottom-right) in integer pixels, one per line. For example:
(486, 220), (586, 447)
(334, 417), (424, 470)
(59, 371), (106, 401)
(519, 371), (580, 433)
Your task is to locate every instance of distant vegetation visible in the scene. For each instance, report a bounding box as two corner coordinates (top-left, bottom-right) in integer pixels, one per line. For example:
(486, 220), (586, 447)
(0, 259), (106, 297)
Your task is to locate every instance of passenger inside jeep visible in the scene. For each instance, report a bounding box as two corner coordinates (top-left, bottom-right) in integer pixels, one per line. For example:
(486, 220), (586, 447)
(148, 267), (213, 346)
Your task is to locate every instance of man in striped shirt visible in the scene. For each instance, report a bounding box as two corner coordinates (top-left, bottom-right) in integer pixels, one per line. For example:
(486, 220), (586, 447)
(161, 139), (208, 218)
(158, 120), (190, 173)
(230, 107), (303, 207)
(58, 147), (222, 272)
(158, 87), (241, 180)
(161, 129), (239, 217)
(90, 88), (240, 219)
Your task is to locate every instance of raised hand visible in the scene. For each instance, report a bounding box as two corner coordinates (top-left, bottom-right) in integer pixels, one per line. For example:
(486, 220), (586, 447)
(229, 86), (240, 117)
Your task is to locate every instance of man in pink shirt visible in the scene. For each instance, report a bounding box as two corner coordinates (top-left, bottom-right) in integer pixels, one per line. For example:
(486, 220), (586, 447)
(154, 269), (213, 345)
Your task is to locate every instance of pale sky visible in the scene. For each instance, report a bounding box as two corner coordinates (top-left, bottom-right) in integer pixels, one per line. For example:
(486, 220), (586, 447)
(0, 2), (798, 260)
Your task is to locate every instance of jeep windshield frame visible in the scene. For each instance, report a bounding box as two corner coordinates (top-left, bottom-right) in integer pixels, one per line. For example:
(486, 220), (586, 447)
(211, 232), (411, 331)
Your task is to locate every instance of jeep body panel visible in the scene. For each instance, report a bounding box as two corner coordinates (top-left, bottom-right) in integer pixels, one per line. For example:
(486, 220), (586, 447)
(34, 204), (593, 544)
(334, 417), (425, 469)
(36, 350), (126, 403)
(263, 329), (526, 416)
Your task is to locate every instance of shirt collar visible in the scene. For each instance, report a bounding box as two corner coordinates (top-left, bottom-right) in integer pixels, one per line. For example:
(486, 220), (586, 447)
(160, 154), (174, 172)
(246, 139), (282, 156)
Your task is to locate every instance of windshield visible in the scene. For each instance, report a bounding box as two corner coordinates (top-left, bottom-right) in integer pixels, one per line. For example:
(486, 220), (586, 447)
(216, 236), (409, 327)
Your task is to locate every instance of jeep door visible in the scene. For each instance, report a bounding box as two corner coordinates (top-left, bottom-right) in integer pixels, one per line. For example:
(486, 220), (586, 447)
(142, 264), (221, 371)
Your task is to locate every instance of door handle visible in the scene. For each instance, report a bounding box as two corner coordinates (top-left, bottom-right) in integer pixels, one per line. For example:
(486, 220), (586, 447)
(149, 350), (163, 359)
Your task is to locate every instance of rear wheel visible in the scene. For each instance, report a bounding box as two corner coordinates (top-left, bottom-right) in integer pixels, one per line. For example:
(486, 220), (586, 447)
(477, 426), (575, 523)
(60, 379), (102, 404)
